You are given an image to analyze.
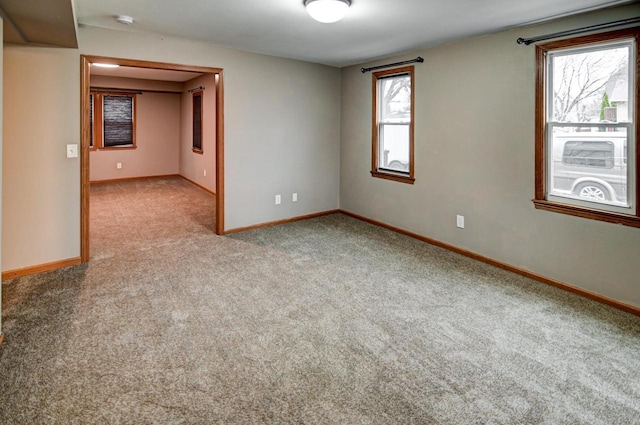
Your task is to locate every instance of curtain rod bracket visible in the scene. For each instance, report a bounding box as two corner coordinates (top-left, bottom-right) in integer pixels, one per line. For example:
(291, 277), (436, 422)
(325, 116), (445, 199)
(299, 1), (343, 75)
(361, 57), (424, 73)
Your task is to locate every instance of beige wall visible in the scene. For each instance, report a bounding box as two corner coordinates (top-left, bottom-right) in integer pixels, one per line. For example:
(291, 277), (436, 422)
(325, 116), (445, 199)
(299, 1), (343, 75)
(89, 76), (181, 181)
(2, 25), (341, 271)
(179, 74), (216, 192)
(340, 4), (640, 308)
(2, 46), (80, 271)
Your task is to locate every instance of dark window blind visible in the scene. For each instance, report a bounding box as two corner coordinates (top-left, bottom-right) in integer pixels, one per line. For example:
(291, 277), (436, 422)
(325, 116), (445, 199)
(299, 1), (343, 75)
(103, 95), (133, 147)
(193, 93), (203, 151)
(89, 94), (94, 148)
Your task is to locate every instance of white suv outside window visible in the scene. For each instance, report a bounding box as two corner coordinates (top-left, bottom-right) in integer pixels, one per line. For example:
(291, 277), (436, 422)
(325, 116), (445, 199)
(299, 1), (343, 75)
(550, 131), (627, 206)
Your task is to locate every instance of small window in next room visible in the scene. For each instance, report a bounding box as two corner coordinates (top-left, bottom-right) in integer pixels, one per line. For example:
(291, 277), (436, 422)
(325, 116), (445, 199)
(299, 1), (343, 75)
(192, 91), (203, 153)
(534, 28), (639, 227)
(371, 66), (415, 184)
(89, 93), (94, 149)
(90, 92), (137, 150)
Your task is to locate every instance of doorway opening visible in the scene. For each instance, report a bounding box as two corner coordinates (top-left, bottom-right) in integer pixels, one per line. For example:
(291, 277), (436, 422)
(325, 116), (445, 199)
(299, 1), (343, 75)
(80, 55), (225, 262)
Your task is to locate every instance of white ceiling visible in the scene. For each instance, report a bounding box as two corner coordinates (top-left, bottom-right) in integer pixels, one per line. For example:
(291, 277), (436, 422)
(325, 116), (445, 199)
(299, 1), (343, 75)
(1, 1), (635, 67)
(74, 0), (635, 67)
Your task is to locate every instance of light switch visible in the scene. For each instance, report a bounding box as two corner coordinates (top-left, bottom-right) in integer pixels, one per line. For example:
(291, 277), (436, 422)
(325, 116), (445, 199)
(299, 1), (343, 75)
(66, 144), (78, 158)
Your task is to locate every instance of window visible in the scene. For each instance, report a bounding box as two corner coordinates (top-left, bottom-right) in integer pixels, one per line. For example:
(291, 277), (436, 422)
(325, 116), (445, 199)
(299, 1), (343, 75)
(103, 95), (135, 148)
(192, 91), (203, 153)
(89, 92), (136, 149)
(371, 66), (415, 184)
(89, 94), (94, 149)
(534, 28), (639, 227)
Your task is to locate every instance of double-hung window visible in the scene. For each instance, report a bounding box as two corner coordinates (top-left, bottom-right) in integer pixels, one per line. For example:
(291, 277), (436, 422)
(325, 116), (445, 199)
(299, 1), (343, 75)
(371, 66), (415, 184)
(534, 28), (639, 227)
(89, 92), (137, 150)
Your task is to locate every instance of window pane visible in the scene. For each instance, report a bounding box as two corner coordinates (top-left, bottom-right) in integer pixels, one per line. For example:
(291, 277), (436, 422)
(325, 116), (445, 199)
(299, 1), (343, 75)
(379, 74), (411, 123)
(103, 95), (133, 147)
(549, 126), (629, 207)
(379, 124), (409, 173)
(550, 43), (630, 123)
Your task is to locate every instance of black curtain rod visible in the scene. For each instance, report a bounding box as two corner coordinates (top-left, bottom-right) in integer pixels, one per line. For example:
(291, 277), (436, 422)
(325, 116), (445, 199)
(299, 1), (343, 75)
(361, 57), (424, 73)
(517, 16), (640, 46)
(188, 86), (205, 93)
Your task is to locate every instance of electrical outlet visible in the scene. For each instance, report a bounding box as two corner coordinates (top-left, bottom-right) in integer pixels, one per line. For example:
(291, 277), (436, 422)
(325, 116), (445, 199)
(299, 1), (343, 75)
(116, 162), (122, 169)
(275, 195), (281, 205)
(292, 193), (298, 202)
(456, 215), (465, 229)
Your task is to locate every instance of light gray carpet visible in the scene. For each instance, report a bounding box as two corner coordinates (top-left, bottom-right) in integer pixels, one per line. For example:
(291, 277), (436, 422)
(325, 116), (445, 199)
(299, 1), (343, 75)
(1, 176), (639, 424)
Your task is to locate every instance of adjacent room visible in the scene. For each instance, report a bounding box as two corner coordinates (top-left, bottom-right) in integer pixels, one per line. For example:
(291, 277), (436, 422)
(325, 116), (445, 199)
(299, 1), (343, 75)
(1, 0), (639, 423)
(87, 64), (219, 258)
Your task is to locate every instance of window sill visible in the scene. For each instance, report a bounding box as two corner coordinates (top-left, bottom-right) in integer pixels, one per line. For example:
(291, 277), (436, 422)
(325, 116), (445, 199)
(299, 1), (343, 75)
(97, 146), (137, 151)
(532, 199), (640, 228)
(192, 148), (203, 155)
(371, 170), (415, 185)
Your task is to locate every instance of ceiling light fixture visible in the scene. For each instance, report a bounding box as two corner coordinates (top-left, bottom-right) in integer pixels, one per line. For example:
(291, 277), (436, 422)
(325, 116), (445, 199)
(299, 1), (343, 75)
(92, 63), (120, 69)
(304, 0), (350, 24)
(115, 15), (134, 25)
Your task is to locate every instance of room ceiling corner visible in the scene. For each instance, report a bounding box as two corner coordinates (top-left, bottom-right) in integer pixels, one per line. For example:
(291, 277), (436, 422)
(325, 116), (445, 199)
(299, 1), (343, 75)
(1, 0), (78, 48)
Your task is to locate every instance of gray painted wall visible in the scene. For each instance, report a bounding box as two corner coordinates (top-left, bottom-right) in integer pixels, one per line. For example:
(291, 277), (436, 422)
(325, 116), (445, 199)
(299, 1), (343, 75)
(2, 25), (341, 271)
(340, 4), (640, 308)
(77, 27), (341, 233)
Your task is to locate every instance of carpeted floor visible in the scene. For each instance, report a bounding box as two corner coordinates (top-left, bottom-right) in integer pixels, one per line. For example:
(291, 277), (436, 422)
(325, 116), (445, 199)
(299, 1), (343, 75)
(1, 176), (639, 424)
